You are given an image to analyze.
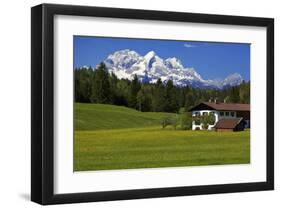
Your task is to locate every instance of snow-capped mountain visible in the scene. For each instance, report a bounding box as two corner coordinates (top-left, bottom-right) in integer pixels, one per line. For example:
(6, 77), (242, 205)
(102, 49), (244, 89)
(221, 73), (244, 87)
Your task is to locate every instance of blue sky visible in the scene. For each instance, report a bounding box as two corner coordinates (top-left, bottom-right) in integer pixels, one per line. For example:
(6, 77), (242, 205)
(74, 36), (250, 81)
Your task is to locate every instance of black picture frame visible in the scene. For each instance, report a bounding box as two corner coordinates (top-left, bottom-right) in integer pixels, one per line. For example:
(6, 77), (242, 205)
(31, 3), (274, 205)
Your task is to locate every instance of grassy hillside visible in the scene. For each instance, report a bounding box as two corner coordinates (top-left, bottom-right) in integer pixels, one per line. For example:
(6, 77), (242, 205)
(74, 103), (250, 171)
(75, 103), (175, 130)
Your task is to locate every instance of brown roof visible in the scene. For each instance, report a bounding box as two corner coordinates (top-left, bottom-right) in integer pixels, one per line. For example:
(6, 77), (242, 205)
(214, 118), (243, 129)
(189, 102), (250, 112)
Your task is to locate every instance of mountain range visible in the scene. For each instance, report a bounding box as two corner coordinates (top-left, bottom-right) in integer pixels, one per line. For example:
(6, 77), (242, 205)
(90, 49), (245, 89)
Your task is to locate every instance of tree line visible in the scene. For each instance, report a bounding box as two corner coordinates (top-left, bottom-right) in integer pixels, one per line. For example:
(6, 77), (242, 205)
(75, 63), (250, 113)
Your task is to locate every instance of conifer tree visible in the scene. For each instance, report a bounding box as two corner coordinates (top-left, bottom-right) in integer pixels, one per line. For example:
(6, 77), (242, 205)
(152, 78), (166, 112)
(165, 80), (178, 112)
(128, 74), (141, 108)
(90, 62), (111, 104)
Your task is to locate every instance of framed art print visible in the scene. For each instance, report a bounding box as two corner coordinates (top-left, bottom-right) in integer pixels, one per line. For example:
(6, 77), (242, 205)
(31, 3), (274, 205)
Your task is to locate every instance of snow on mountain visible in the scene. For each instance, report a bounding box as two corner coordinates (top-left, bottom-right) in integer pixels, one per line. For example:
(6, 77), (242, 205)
(221, 73), (243, 87)
(102, 49), (244, 89)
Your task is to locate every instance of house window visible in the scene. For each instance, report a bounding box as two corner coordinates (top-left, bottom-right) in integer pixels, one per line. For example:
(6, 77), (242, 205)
(194, 112), (200, 117)
(225, 112), (229, 116)
(230, 112), (235, 117)
(202, 112), (208, 116)
(220, 112), (224, 117)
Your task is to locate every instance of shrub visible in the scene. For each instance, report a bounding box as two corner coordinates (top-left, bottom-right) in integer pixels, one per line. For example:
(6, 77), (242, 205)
(192, 113), (216, 130)
(201, 114), (216, 130)
(179, 112), (192, 130)
(193, 116), (201, 125)
(177, 108), (192, 130)
(207, 113), (216, 125)
(161, 117), (177, 130)
(201, 115), (209, 130)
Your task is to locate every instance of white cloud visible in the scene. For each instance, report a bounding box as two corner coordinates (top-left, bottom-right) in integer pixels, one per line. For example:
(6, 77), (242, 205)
(183, 43), (196, 48)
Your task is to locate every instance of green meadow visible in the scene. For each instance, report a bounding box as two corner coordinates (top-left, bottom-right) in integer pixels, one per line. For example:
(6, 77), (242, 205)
(74, 103), (250, 171)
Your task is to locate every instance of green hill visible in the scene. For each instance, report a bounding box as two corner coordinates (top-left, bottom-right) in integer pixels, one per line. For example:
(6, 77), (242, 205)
(74, 103), (250, 171)
(75, 103), (176, 130)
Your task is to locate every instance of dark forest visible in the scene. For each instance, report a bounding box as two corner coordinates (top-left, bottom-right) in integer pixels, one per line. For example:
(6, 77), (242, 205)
(75, 63), (250, 113)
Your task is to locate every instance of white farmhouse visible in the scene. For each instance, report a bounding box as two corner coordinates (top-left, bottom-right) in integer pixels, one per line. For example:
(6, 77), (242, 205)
(189, 101), (250, 131)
